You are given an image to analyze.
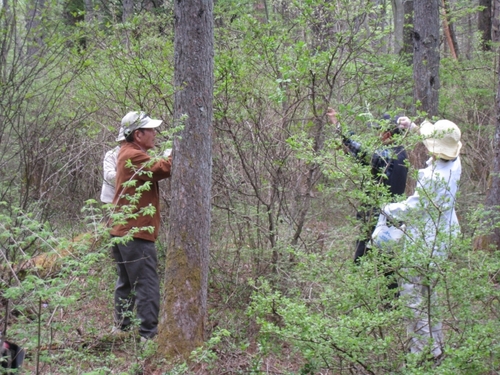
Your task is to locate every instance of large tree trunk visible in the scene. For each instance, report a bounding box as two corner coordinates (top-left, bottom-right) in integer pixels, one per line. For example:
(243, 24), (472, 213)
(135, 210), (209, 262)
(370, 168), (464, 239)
(412, 0), (440, 118)
(158, 0), (214, 361)
(407, 0), (440, 179)
(478, 0), (492, 51)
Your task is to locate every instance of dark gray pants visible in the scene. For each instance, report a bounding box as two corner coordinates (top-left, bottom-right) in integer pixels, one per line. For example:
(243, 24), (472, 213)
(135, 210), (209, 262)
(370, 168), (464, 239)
(111, 238), (159, 338)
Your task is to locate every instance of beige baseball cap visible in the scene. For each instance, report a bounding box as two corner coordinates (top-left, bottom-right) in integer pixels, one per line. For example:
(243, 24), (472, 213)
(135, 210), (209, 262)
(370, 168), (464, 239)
(121, 111), (162, 138)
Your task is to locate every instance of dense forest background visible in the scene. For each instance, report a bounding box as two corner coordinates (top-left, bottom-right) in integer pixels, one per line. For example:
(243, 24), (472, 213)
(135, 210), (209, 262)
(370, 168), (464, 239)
(1, 0), (500, 374)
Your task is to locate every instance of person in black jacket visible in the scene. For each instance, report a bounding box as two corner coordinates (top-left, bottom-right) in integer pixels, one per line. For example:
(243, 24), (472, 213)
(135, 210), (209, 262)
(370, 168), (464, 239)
(327, 109), (416, 288)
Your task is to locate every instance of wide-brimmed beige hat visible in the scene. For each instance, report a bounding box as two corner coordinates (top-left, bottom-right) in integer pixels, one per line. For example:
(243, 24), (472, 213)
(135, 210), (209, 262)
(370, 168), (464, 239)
(420, 120), (462, 160)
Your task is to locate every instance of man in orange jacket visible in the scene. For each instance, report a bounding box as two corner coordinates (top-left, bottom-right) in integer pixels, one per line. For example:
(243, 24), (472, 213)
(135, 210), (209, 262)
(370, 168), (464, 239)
(110, 111), (172, 340)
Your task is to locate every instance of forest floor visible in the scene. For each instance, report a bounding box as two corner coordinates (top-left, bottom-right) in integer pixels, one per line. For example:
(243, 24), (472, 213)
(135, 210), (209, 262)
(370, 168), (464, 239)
(2, 251), (310, 375)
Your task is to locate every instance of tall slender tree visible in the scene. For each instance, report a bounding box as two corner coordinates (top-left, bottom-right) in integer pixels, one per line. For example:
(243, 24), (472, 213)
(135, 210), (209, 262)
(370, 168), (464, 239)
(402, 0), (414, 58)
(480, 50), (500, 250)
(412, 0), (440, 117)
(1, 0), (11, 77)
(84, 0), (93, 23)
(442, 0), (459, 58)
(121, 0), (134, 47)
(493, 0), (500, 43)
(478, 0), (492, 51)
(158, 0), (214, 361)
(26, 0), (46, 60)
(122, 0), (133, 22)
(392, 0), (404, 54)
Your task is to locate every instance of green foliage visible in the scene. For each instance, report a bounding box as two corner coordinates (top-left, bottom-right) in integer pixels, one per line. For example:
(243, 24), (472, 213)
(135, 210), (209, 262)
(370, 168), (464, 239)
(247, 236), (500, 373)
(0, 200), (165, 373)
(440, 54), (496, 123)
(0, 205), (113, 370)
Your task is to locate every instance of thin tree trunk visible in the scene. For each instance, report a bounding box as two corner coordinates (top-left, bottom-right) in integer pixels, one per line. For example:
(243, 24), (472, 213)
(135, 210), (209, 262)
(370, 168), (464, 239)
(122, 0), (133, 47)
(371, 0), (388, 53)
(84, 0), (93, 23)
(392, 0), (404, 54)
(159, 0), (214, 361)
(493, 0), (500, 43)
(445, 0), (459, 56)
(122, 0), (133, 22)
(1, 0), (11, 81)
(400, 0), (413, 63)
(466, 11), (473, 58)
(290, 117), (324, 250)
(479, 51), (500, 250)
(441, 0), (458, 59)
(478, 0), (492, 51)
(26, 0), (45, 61)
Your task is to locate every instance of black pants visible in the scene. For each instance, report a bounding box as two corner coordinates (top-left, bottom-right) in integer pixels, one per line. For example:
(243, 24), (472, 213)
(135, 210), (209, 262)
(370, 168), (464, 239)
(111, 238), (160, 338)
(353, 207), (377, 263)
(354, 210), (399, 295)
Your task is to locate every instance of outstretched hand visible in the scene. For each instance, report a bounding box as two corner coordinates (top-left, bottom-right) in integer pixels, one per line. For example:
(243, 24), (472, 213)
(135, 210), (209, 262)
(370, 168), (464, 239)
(397, 116), (411, 128)
(326, 107), (339, 125)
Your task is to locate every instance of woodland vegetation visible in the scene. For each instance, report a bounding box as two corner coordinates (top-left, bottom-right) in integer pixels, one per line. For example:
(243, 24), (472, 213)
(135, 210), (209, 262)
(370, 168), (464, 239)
(1, 0), (500, 374)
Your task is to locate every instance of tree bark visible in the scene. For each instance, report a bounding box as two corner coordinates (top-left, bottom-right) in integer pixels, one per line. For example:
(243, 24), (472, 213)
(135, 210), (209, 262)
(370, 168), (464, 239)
(122, 0), (134, 48)
(159, 0), (214, 361)
(26, 0), (45, 61)
(392, 0), (404, 54)
(400, 0), (413, 62)
(442, 0), (458, 59)
(493, 0), (500, 43)
(412, 0), (440, 117)
(478, 0), (492, 51)
(84, 0), (93, 23)
(122, 0), (134, 22)
(1, 0), (11, 80)
(480, 51), (500, 251)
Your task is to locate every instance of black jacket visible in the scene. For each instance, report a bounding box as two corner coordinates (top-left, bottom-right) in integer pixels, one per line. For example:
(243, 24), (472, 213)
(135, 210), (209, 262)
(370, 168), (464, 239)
(343, 135), (408, 197)
(371, 145), (408, 196)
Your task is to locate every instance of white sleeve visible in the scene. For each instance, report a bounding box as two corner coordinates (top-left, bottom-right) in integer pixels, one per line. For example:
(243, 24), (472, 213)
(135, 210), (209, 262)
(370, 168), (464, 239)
(103, 148), (118, 184)
(383, 192), (421, 221)
(384, 170), (451, 221)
